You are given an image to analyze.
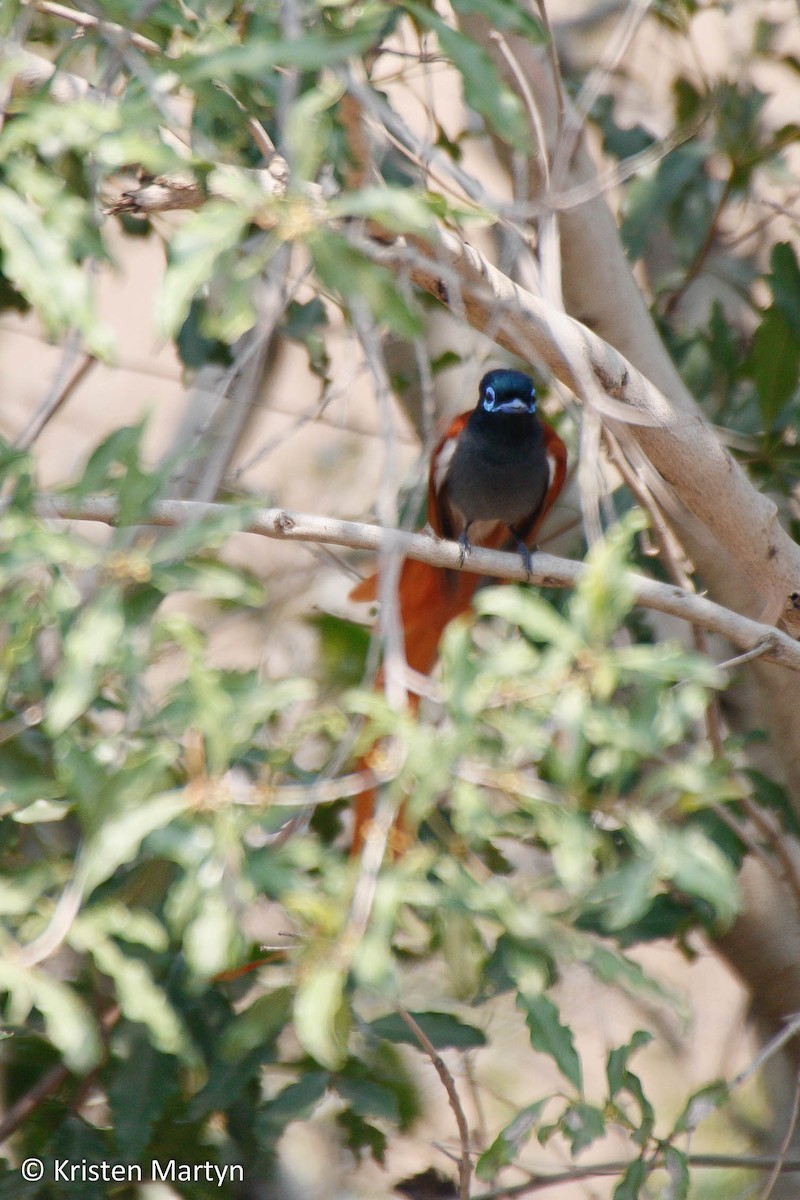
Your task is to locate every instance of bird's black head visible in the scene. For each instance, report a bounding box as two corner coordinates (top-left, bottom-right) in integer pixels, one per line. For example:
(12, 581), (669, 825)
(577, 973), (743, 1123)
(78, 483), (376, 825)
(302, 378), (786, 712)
(478, 369), (537, 415)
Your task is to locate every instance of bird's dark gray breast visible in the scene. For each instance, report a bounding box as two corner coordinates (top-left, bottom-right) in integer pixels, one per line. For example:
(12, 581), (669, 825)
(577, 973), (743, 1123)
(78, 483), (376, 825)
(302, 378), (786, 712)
(444, 419), (550, 526)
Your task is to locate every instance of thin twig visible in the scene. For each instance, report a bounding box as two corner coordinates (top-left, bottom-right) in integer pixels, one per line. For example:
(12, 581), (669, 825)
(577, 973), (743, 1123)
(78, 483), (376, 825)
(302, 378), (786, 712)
(732, 1013), (800, 1090)
(18, 878), (84, 967)
(472, 1152), (800, 1199)
(14, 350), (97, 451)
(398, 1006), (472, 1200)
(534, 0), (565, 137)
(665, 177), (735, 317)
(490, 31), (551, 190)
(25, 0), (161, 54)
(717, 640), (777, 671)
(0, 1006), (120, 1146)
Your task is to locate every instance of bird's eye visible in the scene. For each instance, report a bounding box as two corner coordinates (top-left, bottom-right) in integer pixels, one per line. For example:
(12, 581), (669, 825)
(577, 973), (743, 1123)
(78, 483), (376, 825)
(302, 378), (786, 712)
(484, 386), (496, 410)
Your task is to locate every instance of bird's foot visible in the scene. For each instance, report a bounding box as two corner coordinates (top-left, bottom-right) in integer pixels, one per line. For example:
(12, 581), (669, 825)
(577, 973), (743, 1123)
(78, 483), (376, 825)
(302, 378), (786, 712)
(512, 535), (534, 580)
(457, 530), (473, 568)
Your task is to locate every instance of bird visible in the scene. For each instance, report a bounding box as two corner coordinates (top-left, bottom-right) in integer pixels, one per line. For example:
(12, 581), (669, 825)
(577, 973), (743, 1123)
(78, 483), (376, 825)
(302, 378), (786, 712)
(349, 368), (567, 849)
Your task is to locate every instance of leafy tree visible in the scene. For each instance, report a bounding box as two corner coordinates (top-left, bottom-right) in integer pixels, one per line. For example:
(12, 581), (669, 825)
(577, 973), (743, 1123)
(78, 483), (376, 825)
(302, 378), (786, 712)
(1, 2), (800, 1198)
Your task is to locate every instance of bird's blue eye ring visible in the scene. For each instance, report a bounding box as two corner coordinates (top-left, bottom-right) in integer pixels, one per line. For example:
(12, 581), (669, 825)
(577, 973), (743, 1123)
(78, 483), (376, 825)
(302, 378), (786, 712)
(484, 385), (496, 410)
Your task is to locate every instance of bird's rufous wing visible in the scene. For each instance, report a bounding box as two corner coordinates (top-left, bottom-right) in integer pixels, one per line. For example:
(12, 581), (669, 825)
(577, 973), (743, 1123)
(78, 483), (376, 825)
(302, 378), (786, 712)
(348, 415), (568, 852)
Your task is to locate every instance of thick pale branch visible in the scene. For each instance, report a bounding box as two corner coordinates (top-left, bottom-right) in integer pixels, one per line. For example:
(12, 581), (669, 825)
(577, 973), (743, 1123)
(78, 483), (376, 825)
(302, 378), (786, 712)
(37, 494), (800, 672)
(365, 230), (800, 633)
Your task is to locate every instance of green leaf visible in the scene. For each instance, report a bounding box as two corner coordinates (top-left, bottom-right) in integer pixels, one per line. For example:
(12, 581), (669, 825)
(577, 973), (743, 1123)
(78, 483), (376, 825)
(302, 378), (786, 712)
(50, 1117), (114, 1200)
(663, 1146), (690, 1200)
(672, 1080), (729, 1134)
(69, 925), (191, 1058)
(368, 1010), (486, 1050)
(45, 594), (126, 736)
(335, 1074), (399, 1123)
(607, 1031), (653, 1099)
(157, 201), (250, 337)
(311, 229), (423, 337)
(476, 1101), (549, 1180)
(741, 306), (800, 429)
(184, 889), (243, 980)
(0, 181), (112, 355)
(570, 513), (645, 644)
(474, 586), (583, 652)
(0, 1167), (40, 1199)
(108, 1027), (180, 1157)
(331, 186), (438, 235)
(517, 993), (582, 1091)
(153, 558), (266, 605)
(613, 1157), (647, 1199)
(579, 857), (658, 933)
(746, 769), (800, 838)
(768, 242), (800, 337)
(284, 297), (330, 378)
(450, 0), (545, 40)
(622, 1071), (656, 1147)
(176, 298), (234, 368)
(67, 422), (168, 527)
(149, 502), (261, 562)
(294, 962), (350, 1069)
(285, 77), (343, 182)
(77, 791), (189, 894)
(12, 798), (71, 824)
(336, 1109), (388, 1164)
(621, 145), (706, 260)
(592, 94), (656, 160)
(560, 1101), (605, 1155)
(219, 988), (293, 1059)
(655, 823), (740, 929)
(0, 961), (100, 1072)
(262, 1071), (330, 1131)
(404, 2), (528, 146)
(307, 612), (370, 689)
(184, 22), (386, 81)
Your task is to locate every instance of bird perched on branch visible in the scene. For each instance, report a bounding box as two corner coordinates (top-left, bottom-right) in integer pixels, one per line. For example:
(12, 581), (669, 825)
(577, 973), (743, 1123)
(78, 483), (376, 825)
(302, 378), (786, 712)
(349, 368), (567, 849)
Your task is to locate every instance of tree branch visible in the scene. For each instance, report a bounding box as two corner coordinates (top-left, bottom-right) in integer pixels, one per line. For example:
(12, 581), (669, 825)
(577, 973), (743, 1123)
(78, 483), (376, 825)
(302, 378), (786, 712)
(397, 1007), (472, 1200)
(35, 494), (800, 672)
(473, 1153), (800, 1199)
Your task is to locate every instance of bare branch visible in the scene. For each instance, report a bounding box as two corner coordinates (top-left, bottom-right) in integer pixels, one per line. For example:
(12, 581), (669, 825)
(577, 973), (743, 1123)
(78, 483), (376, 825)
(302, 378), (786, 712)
(14, 348), (97, 451)
(25, 0), (161, 55)
(31, 493), (800, 673)
(473, 1153), (800, 1199)
(732, 1013), (800, 1090)
(0, 1006), (120, 1145)
(398, 1007), (472, 1200)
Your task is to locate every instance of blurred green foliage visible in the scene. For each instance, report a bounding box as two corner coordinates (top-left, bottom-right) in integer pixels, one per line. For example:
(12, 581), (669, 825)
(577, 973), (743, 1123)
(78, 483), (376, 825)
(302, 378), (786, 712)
(1, 0), (798, 1196)
(0, 436), (746, 1197)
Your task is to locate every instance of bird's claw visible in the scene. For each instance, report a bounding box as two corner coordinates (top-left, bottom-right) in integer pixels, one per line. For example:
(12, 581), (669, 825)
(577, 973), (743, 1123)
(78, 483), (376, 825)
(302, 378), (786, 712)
(510, 532), (534, 580)
(457, 532), (473, 568)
